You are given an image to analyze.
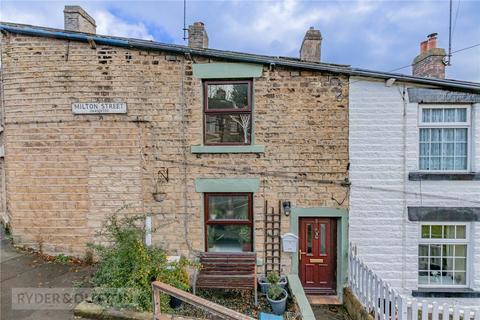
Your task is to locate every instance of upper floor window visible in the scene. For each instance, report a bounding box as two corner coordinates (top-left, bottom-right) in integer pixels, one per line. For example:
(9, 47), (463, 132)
(204, 80), (252, 145)
(419, 223), (469, 287)
(419, 106), (470, 171)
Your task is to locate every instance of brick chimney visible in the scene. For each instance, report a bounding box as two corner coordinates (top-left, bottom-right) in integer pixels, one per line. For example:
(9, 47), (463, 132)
(412, 33), (446, 79)
(300, 27), (322, 62)
(188, 22), (208, 49)
(64, 6), (96, 34)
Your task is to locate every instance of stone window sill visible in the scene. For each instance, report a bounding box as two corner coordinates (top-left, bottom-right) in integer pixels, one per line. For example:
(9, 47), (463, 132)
(412, 288), (480, 298)
(409, 172), (480, 181)
(191, 145), (265, 154)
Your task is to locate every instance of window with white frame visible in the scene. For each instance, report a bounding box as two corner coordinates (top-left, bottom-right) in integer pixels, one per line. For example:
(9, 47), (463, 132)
(418, 223), (468, 287)
(419, 106), (470, 171)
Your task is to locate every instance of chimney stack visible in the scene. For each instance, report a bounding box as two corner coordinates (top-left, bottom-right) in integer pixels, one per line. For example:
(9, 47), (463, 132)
(300, 27), (322, 63)
(188, 22), (208, 49)
(64, 6), (96, 34)
(412, 33), (446, 79)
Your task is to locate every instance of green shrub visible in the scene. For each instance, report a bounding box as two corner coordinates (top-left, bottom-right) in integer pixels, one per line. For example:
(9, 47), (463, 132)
(88, 213), (196, 312)
(266, 270), (280, 285)
(267, 284), (285, 301)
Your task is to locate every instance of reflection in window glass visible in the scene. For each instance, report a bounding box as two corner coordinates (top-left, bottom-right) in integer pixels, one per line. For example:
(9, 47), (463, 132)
(207, 83), (249, 110)
(205, 114), (251, 144)
(418, 224), (468, 286)
(307, 224), (312, 254)
(207, 225), (252, 252)
(208, 195), (249, 220)
(320, 224), (326, 254)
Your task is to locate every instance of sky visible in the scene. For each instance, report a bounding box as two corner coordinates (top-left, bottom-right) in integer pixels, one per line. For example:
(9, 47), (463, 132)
(1, 0), (479, 82)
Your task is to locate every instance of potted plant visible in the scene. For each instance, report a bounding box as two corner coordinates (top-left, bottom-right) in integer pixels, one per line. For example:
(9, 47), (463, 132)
(258, 270), (288, 294)
(238, 226), (251, 252)
(267, 284), (288, 315)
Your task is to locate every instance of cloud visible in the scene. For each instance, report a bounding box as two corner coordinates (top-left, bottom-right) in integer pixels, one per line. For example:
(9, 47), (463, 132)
(0, 0), (478, 82)
(94, 10), (154, 40)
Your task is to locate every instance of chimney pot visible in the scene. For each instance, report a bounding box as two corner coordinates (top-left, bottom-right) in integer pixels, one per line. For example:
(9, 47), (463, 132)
(188, 22), (208, 49)
(412, 33), (446, 79)
(64, 5), (96, 34)
(300, 27), (322, 63)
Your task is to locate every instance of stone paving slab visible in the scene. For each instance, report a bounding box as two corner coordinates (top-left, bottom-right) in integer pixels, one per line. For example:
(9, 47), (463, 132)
(312, 305), (352, 320)
(1, 227), (93, 320)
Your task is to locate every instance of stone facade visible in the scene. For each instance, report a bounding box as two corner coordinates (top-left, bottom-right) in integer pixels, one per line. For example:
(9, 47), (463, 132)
(0, 32), (349, 274)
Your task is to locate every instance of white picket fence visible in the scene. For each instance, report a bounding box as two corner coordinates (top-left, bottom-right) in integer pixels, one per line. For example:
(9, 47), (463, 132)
(349, 244), (480, 320)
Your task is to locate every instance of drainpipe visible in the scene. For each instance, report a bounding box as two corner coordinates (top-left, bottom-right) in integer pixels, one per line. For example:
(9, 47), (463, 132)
(399, 85), (408, 290)
(0, 35), (8, 226)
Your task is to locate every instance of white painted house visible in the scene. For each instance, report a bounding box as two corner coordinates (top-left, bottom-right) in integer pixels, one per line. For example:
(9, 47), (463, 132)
(349, 35), (480, 308)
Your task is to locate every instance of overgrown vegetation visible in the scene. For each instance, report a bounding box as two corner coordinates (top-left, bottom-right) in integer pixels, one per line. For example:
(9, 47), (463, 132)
(87, 213), (196, 312)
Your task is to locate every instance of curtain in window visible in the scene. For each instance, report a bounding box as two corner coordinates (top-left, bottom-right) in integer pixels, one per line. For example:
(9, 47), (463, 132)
(419, 128), (467, 170)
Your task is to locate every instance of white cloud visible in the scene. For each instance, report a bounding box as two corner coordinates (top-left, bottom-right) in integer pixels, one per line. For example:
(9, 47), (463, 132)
(94, 10), (154, 40)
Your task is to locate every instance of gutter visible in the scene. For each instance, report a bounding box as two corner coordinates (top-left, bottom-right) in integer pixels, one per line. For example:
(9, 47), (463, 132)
(1, 23), (480, 92)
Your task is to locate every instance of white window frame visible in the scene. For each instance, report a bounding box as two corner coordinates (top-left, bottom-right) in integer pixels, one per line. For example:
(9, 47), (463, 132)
(417, 104), (471, 173)
(418, 222), (470, 289)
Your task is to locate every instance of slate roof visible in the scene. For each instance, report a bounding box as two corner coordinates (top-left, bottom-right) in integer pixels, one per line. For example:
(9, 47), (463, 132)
(1, 21), (479, 92)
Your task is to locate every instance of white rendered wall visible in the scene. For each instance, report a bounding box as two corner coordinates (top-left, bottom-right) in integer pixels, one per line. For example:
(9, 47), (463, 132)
(349, 77), (480, 307)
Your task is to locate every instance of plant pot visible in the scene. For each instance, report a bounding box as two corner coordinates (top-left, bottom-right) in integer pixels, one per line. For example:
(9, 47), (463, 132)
(169, 296), (182, 309)
(267, 288), (288, 315)
(258, 276), (288, 293)
(152, 192), (166, 202)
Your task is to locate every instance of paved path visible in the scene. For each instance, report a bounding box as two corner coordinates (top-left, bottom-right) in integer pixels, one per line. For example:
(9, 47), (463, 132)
(1, 227), (92, 320)
(312, 304), (353, 320)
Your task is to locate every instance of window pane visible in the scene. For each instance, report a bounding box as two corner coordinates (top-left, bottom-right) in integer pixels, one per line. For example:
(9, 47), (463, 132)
(442, 257), (454, 271)
(419, 271), (429, 284)
(454, 157), (467, 170)
(456, 108), (467, 122)
(420, 128), (430, 142)
(443, 244), (454, 256)
(320, 224), (326, 254)
(432, 109), (443, 122)
(205, 114), (251, 144)
(307, 224), (313, 254)
(421, 226), (430, 239)
(454, 272), (466, 285)
(441, 272), (454, 285)
(422, 109), (431, 122)
(206, 225), (251, 252)
(455, 128), (467, 142)
(444, 109), (456, 122)
(443, 226), (455, 239)
(431, 226), (443, 239)
(455, 245), (467, 257)
(207, 83), (249, 110)
(419, 244), (429, 256)
(418, 257), (428, 270)
(430, 244), (442, 256)
(456, 225), (466, 239)
(208, 195), (249, 220)
(455, 258), (466, 271)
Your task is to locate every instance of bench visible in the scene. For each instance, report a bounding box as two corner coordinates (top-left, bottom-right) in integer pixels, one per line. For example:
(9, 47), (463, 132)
(193, 252), (258, 306)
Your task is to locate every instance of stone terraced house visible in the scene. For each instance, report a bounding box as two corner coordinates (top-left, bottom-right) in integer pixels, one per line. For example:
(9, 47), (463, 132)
(0, 5), (479, 308)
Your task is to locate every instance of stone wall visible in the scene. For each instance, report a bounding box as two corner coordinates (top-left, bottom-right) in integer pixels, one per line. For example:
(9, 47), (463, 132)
(0, 32), (349, 274)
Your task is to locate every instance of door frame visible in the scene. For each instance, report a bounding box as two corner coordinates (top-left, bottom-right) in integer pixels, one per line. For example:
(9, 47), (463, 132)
(290, 207), (348, 302)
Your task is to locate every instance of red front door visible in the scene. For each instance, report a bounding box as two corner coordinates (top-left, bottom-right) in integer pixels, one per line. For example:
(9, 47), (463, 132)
(299, 217), (337, 295)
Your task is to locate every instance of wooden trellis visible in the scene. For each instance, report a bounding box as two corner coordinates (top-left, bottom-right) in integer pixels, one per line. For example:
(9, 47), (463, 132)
(264, 200), (282, 275)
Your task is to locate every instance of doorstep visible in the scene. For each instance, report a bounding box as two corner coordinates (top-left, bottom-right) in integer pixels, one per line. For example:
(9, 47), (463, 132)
(307, 295), (341, 305)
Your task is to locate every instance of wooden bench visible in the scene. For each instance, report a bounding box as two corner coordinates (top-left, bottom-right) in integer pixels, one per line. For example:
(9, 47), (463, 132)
(193, 252), (258, 306)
